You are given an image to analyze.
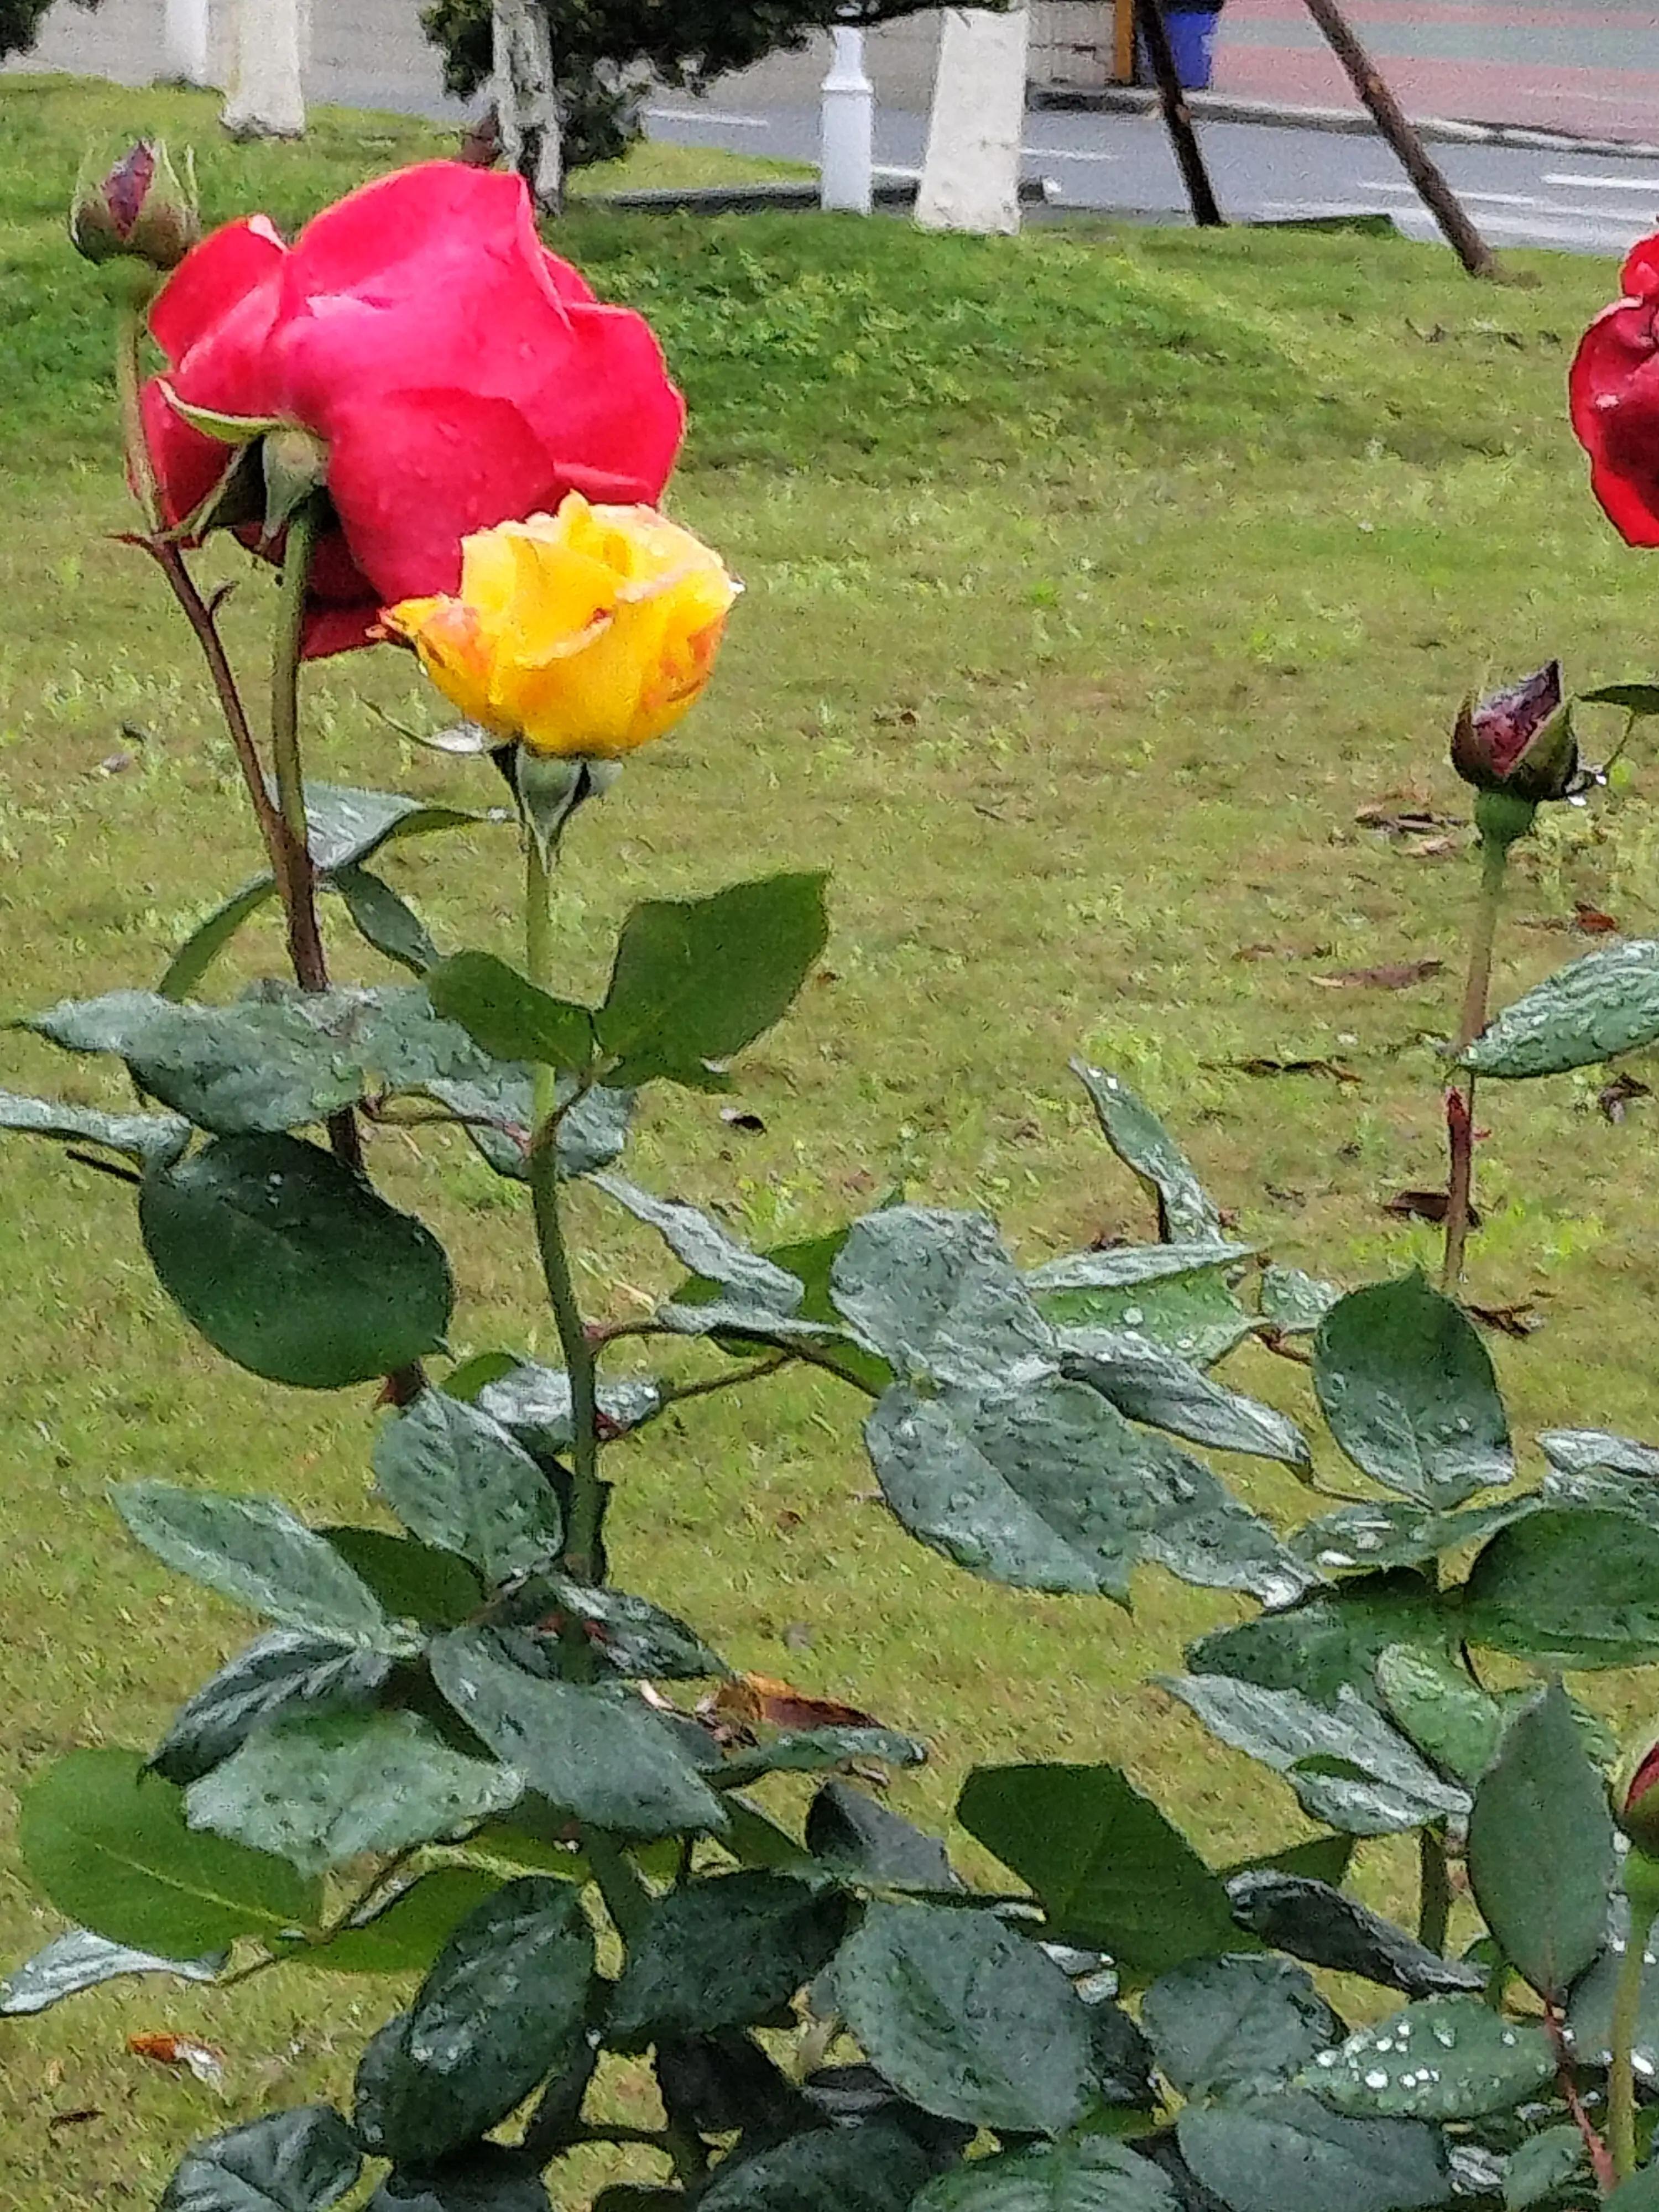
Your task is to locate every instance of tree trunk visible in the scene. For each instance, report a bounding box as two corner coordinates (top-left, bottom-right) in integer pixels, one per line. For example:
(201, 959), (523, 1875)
(1300, 0), (1497, 277)
(221, 0), (306, 137)
(493, 0), (565, 215)
(916, 7), (1031, 236)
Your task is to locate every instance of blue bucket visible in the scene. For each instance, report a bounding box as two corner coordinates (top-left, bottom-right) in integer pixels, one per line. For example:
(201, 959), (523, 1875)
(1137, 8), (1222, 91)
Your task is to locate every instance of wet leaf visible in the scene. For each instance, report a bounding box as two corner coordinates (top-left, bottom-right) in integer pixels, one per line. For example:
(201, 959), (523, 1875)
(1070, 1060), (1223, 1243)
(1301, 1994), (1550, 2120)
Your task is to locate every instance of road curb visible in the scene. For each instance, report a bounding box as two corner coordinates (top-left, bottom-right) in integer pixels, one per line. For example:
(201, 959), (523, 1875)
(1031, 83), (1659, 163)
(586, 173), (1054, 215)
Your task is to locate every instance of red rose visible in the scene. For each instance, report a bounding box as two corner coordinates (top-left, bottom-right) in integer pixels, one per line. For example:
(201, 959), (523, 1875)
(140, 161), (686, 658)
(1571, 234), (1659, 549)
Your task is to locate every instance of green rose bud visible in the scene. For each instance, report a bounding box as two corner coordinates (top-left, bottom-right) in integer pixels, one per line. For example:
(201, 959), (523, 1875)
(70, 140), (200, 273)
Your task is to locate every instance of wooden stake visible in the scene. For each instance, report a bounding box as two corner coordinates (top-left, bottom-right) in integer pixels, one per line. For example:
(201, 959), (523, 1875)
(1300, 0), (1498, 277)
(1135, 0), (1225, 228)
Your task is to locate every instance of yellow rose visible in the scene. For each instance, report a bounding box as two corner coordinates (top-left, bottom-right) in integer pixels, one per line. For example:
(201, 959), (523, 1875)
(383, 494), (739, 759)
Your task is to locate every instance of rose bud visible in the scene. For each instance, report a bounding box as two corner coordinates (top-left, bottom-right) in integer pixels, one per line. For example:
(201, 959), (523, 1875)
(1618, 1731), (1659, 1858)
(70, 140), (200, 272)
(383, 493), (739, 761)
(1451, 661), (1578, 804)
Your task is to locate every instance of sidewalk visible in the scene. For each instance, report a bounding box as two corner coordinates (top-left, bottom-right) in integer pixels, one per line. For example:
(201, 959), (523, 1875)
(1213, 0), (1659, 140)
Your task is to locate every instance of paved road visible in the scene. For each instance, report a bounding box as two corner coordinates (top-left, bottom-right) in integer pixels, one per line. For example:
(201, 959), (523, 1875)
(649, 92), (1659, 256)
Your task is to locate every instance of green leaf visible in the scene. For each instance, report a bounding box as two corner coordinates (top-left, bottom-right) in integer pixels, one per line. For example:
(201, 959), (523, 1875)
(1070, 1060), (1223, 1243)
(1026, 1243), (1256, 1295)
(720, 1796), (816, 1872)
(320, 1528), (483, 1630)
(1142, 1954), (1341, 2099)
(1542, 1427), (1659, 1481)
(865, 1376), (1306, 1604)
(1034, 1261), (1255, 1369)
(806, 1781), (956, 1890)
(697, 2121), (937, 2212)
(833, 1901), (1094, 2136)
(596, 872), (830, 1089)
(474, 1360), (665, 1454)
(335, 865), (439, 976)
(1566, 1938), (1659, 2073)
(1160, 1676), (1468, 1835)
(1176, 2095), (1450, 2212)
(314, 1869), (507, 1974)
(30, 983), (508, 1136)
(1291, 1498), (1540, 1576)
(593, 1172), (804, 1310)
(1462, 938), (1659, 1077)
(159, 2105), (362, 2212)
(152, 1629), (394, 1786)
(369, 1877), (594, 2169)
(185, 1712), (521, 1876)
(372, 1387), (562, 1585)
(19, 1748), (319, 1955)
(1058, 1326), (1310, 1467)
(368, 2151), (552, 2212)
(487, 1573), (728, 1682)
(1466, 1682), (1614, 2001)
(1462, 1507), (1659, 1666)
(1582, 683), (1659, 715)
(709, 1727), (928, 1790)
(1501, 2124), (1586, 2210)
(1259, 1265), (1343, 1337)
(116, 1483), (416, 1653)
(159, 878), (279, 1001)
(421, 1066), (634, 1183)
(1374, 1644), (1509, 1787)
(1219, 1836), (1355, 1889)
(140, 1133), (453, 1389)
(957, 1763), (1238, 1983)
(1225, 1871), (1484, 1999)
(428, 1629), (727, 1839)
(299, 782), (486, 874)
(1313, 1274), (1512, 1507)
(911, 2137), (1181, 2212)
(0, 1086), (190, 1166)
(0, 1927), (226, 2016)
(611, 1871), (849, 2042)
(1301, 1994), (1550, 2120)
(425, 951), (595, 1072)
(831, 1207), (1054, 1389)
(1188, 1572), (1453, 1709)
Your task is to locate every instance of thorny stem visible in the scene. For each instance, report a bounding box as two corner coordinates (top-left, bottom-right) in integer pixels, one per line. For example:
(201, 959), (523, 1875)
(525, 836), (604, 1585)
(1417, 1826), (1452, 1956)
(1545, 2002), (1616, 2195)
(1611, 1884), (1659, 2183)
(1442, 834), (1510, 1291)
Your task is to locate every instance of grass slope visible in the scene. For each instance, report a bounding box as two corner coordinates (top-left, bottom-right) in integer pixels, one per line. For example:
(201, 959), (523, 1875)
(0, 70), (1653, 2209)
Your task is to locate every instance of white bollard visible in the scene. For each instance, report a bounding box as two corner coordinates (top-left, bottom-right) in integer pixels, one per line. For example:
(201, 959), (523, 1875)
(820, 24), (874, 215)
(161, 0), (211, 84)
(916, 6), (1031, 235)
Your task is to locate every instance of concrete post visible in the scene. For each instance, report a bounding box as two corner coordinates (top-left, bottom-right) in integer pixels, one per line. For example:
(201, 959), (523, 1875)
(162, 0), (211, 84)
(221, 0), (307, 137)
(916, 7), (1031, 236)
(820, 24), (875, 214)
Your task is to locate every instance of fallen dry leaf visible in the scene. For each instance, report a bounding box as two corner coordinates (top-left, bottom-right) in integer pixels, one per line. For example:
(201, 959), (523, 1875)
(1600, 1072), (1651, 1124)
(1385, 1188), (1483, 1228)
(47, 2109), (102, 2130)
(1404, 834), (1460, 859)
(1355, 800), (1457, 836)
(127, 2033), (225, 2089)
(1314, 960), (1444, 991)
(712, 1673), (881, 1734)
(1467, 1301), (1544, 1338)
(1230, 1056), (1361, 1084)
(1574, 901), (1620, 935)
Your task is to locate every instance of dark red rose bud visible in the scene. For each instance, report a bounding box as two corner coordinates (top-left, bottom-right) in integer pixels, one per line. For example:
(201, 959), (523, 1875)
(1451, 661), (1578, 805)
(1617, 1732), (1659, 1856)
(71, 140), (200, 272)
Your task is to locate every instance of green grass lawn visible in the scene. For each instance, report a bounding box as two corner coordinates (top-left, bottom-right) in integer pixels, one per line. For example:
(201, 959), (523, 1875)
(2, 68), (1657, 2210)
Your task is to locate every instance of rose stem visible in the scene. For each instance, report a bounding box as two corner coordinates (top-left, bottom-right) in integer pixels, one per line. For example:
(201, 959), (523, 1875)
(1611, 1891), (1658, 2182)
(524, 831), (603, 1589)
(1418, 1825), (1452, 1954)
(114, 296), (289, 879)
(1441, 831), (1510, 1292)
